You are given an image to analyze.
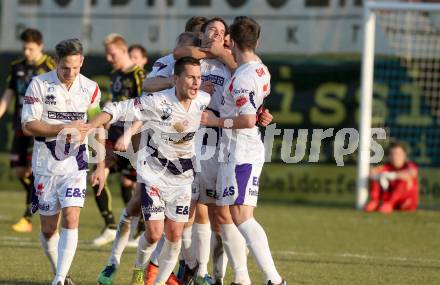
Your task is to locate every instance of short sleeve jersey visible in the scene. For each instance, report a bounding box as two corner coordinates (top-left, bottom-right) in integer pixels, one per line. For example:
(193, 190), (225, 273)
(103, 88), (210, 186)
(21, 70), (101, 175)
(219, 60), (271, 164)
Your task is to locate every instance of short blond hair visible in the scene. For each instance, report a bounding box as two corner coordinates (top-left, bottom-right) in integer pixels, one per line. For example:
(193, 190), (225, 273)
(103, 33), (128, 50)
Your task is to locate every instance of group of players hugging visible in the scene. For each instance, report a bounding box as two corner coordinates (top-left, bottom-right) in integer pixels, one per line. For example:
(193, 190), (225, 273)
(1, 15), (287, 285)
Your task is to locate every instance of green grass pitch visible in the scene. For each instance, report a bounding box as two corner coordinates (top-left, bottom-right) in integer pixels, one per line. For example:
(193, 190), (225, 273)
(0, 188), (440, 284)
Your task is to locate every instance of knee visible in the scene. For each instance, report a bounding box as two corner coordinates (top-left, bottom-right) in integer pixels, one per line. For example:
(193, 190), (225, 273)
(41, 224), (58, 238)
(216, 207), (233, 225)
(145, 227), (162, 244)
(166, 227), (182, 243)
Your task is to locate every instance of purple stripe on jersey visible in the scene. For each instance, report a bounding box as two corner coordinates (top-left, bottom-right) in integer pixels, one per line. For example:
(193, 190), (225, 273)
(44, 141), (88, 170)
(76, 144), (88, 170)
(234, 163), (252, 205)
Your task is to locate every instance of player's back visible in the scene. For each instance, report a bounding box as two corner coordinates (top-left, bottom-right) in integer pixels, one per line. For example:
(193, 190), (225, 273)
(219, 60), (270, 164)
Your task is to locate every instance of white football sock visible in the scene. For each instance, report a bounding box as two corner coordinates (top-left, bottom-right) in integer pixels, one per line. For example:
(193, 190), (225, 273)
(194, 223), (211, 277)
(181, 225), (196, 269)
(52, 228), (78, 285)
(220, 223), (250, 285)
(135, 234), (158, 268)
(150, 234), (165, 266)
(155, 238), (181, 284)
(211, 232), (228, 280)
(238, 218), (282, 284)
(39, 232), (59, 274)
(108, 208), (133, 266)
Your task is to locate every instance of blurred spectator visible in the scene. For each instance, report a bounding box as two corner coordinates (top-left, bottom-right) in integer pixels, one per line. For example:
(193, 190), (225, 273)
(128, 44), (148, 70)
(365, 141), (419, 214)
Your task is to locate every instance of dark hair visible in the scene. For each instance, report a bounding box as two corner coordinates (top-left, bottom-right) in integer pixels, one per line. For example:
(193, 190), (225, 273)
(128, 44), (148, 59)
(201, 17), (228, 35)
(20, 28), (43, 45)
(185, 16), (208, 32)
(176, 32), (200, 47)
(55, 38), (83, 59)
(174, 56), (200, 76)
(388, 141), (407, 154)
(229, 16), (260, 51)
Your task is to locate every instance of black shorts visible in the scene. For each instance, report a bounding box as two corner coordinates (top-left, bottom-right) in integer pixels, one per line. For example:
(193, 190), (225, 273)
(10, 134), (33, 168)
(105, 125), (137, 181)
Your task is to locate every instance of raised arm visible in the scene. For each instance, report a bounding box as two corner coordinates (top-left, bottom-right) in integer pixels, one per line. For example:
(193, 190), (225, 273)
(142, 77), (174, 92)
(173, 45), (207, 60)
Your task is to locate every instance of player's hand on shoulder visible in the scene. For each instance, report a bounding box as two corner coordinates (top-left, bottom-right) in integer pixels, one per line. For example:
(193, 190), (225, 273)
(200, 81), (215, 95)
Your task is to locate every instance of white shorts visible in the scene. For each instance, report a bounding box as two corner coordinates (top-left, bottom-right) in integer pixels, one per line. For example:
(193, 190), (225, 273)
(192, 147), (219, 204)
(34, 171), (87, 216)
(140, 182), (192, 222)
(216, 162), (263, 207)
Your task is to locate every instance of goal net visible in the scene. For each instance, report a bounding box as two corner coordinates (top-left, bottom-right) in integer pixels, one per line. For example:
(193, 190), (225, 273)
(357, 1), (440, 210)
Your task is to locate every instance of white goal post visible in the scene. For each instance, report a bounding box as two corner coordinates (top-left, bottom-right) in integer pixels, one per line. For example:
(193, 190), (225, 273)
(357, 1), (440, 210)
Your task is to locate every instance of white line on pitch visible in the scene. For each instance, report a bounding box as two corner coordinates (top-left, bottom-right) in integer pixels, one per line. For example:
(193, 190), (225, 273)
(274, 250), (440, 264)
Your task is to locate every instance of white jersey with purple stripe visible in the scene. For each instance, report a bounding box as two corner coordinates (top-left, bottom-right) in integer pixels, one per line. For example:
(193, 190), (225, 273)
(103, 87), (211, 187)
(21, 70), (101, 176)
(219, 60), (270, 164)
(147, 54), (175, 78)
(200, 58), (230, 114)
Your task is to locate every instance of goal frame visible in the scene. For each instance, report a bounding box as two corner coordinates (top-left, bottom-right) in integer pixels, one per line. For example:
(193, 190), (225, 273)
(356, 1), (440, 210)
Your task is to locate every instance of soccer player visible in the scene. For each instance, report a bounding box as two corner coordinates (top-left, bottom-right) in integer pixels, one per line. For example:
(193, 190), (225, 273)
(21, 38), (101, 285)
(365, 141), (419, 213)
(129, 44), (149, 70)
(92, 33), (146, 246)
(90, 56), (210, 285)
(95, 32), (199, 285)
(201, 16), (285, 285)
(176, 17), (232, 285)
(185, 16), (208, 34)
(0, 28), (55, 233)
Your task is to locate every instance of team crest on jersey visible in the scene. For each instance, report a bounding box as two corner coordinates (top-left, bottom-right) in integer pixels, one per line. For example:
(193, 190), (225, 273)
(160, 100), (173, 121)
(45, 94), (57, 105)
